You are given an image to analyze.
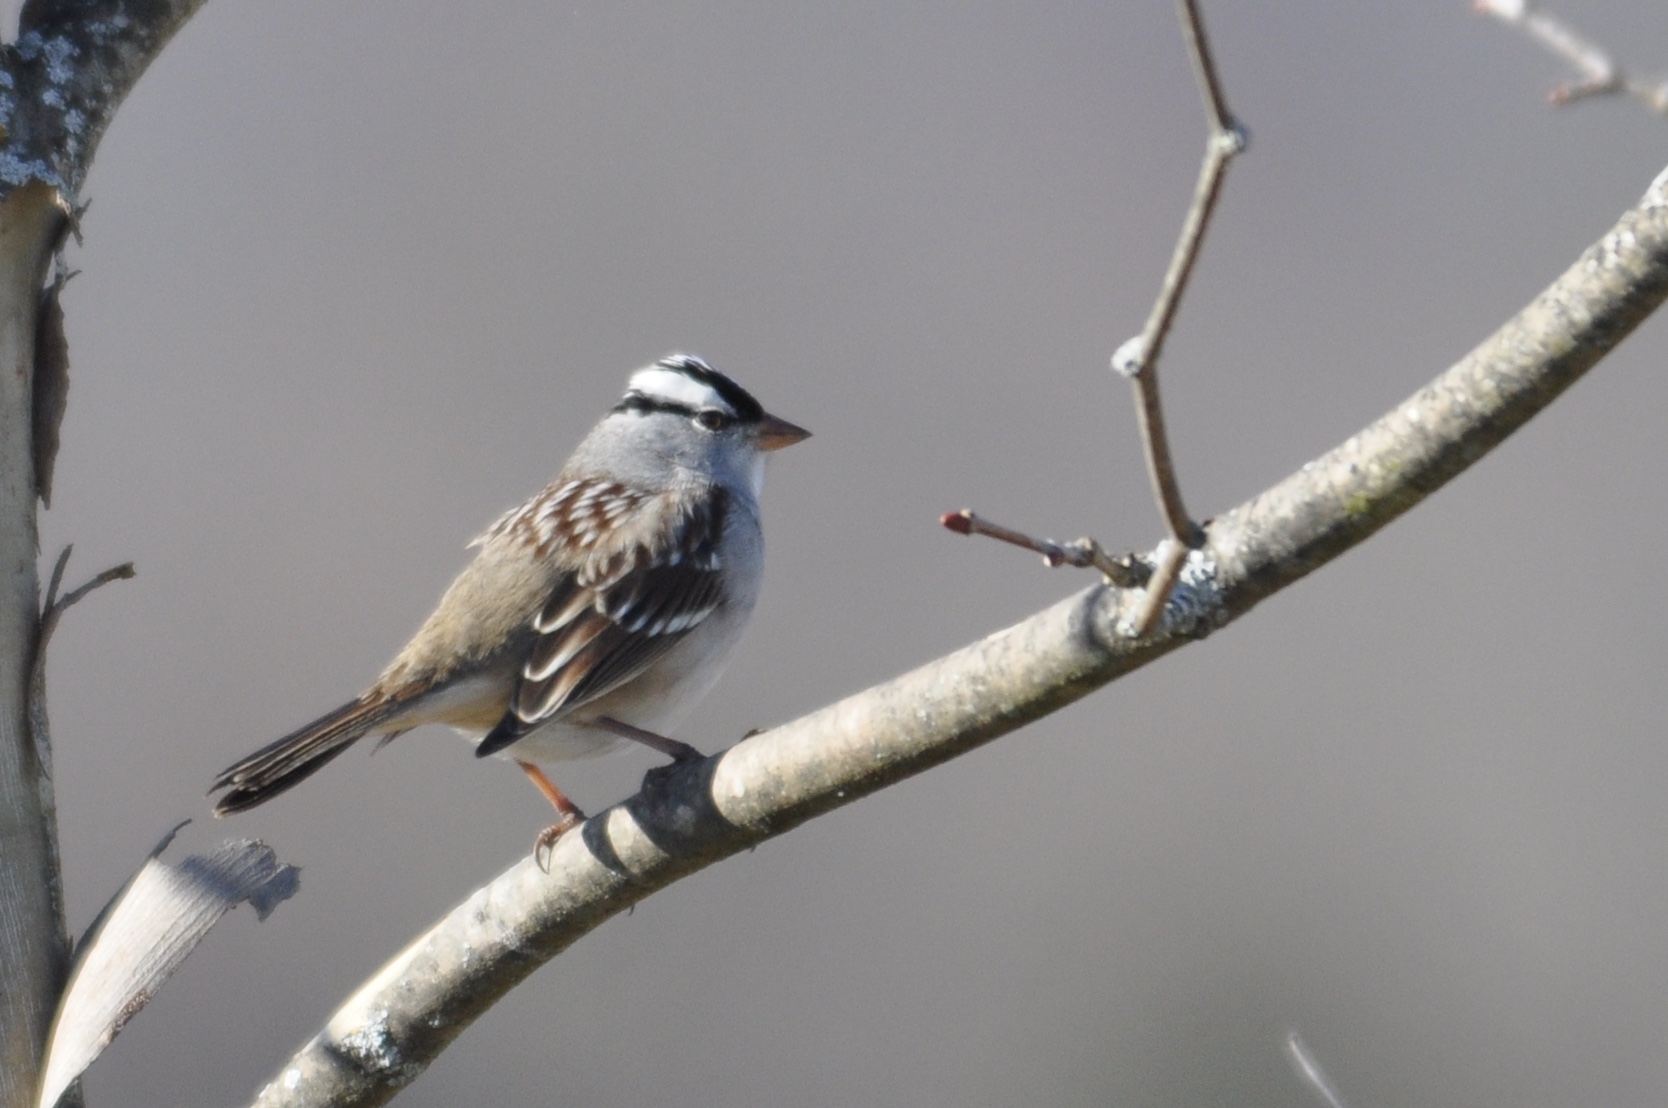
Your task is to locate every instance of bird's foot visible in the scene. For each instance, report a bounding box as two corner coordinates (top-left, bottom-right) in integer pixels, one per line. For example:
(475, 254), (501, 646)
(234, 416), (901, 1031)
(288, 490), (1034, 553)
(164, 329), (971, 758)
(533, 810), (584, 873)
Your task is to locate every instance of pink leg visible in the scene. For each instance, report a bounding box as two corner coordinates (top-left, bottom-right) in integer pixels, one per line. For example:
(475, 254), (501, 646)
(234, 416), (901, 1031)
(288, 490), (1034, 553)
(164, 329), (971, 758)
(518, 761), (585, 872)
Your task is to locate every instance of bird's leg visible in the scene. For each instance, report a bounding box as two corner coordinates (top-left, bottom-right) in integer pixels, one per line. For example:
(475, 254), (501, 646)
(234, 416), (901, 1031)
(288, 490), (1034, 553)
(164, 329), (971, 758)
(593, 716), (704, 763)
(518, 760), (585, 872)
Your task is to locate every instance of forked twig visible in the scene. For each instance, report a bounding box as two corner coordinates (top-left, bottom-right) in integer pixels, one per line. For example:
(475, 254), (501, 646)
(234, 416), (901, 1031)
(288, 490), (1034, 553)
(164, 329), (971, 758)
(1475, 0), (1668, 114)
(36, 544), (135, 665)
(1114, 0), (1241, 632)
(941, 0), (1240, 640)
(29, 546), (136, 784)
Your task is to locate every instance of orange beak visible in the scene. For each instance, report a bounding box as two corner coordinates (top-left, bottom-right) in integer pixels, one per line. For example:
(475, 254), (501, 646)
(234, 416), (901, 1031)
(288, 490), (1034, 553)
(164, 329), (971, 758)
(753, 412), (811, 452)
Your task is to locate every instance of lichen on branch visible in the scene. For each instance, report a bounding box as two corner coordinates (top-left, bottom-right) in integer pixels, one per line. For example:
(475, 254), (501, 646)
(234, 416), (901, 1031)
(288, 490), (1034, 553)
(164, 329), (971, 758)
(0, 0), (206, 204)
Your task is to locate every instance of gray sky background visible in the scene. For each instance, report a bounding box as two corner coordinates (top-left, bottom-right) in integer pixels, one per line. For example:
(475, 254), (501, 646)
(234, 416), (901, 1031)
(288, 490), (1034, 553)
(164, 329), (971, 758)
(22, 1), (1668, 1104)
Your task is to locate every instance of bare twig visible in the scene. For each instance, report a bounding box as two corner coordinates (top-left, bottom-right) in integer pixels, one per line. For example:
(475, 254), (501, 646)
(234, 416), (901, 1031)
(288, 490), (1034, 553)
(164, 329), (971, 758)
(41, 544), (70, 615)
(1476, 0), (1668, 115)
(943, 1), (1240, 640)
(17, 543), (134, 1108)
(36, 545), (135, 662)
(1125, 0), (1242, 379)
(31, 545), (135, 755)
(248, 159), (1668, 1108)
(939, 510), (1148, 587)
(1112, 0), (1243, 630)
(49, 562), (135, 619)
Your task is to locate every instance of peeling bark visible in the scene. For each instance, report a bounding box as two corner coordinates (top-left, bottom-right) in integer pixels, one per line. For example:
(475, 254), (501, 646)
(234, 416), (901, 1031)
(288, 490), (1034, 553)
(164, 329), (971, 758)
(0, 3), (210, 1103)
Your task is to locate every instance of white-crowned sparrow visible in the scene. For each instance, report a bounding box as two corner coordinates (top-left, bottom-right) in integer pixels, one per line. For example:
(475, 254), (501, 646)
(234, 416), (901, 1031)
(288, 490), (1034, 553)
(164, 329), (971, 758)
(210, 354), (809, 861)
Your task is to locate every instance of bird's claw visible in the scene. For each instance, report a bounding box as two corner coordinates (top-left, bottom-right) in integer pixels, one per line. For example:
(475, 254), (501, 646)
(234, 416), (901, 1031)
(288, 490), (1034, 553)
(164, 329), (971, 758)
(533, 810), (584, 873)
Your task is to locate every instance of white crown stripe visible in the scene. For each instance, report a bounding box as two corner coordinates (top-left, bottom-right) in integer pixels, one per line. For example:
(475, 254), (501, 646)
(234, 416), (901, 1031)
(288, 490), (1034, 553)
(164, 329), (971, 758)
(625, 367), (734, 414)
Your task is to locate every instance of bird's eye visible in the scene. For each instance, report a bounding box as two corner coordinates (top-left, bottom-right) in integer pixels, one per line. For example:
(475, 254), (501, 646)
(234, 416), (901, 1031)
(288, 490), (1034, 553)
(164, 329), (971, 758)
(695, 410), (728, 431)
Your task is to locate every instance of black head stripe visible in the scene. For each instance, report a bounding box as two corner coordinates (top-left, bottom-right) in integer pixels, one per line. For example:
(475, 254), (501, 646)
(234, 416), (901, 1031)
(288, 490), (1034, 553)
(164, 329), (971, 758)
(656, 354), (765, 422)
(613, 392), (699, 418)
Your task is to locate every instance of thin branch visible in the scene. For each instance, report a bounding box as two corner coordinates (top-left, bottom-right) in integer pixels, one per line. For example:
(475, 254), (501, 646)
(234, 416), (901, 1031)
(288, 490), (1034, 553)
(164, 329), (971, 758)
(36, 544), (134, 662)
(1111, 0), (1243, 629)
(949, 0), (1239, 633)
(1116, 1), (1243, 508)
(939, 510), (1148, 588)
(246, 157), (1668, 1108)
(41, 544), (70, 615)
(1127, 0), (1243, 379)
(30, 545), (134, 764)
(31, 542), (137, 761)
(1475, 0), (1668, 115)
(49, 562), (135, 619)
(1179, 0), (1233, 131)
(14, 544), (134, 1108)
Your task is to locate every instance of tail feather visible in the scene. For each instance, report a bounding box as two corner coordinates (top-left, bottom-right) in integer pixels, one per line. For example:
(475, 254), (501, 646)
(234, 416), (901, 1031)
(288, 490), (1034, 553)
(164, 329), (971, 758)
(210, 698), (399, 815)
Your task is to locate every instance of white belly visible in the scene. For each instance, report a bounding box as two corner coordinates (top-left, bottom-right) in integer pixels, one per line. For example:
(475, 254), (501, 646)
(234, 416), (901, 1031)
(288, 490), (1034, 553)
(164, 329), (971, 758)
(469, 718), (626, 763)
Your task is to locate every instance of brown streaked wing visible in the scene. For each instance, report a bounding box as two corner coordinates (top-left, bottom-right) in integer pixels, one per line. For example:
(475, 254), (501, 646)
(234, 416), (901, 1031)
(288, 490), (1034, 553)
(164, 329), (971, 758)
(475, 485), (729, 755)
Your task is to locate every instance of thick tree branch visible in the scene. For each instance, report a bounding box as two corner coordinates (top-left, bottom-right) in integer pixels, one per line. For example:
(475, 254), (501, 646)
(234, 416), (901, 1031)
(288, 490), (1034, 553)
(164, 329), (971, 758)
(248, 162), (1668, 1108)
(0, 0), (208, 205)
(0, 4), (206, 1105)
(0, 180), (67, 1108)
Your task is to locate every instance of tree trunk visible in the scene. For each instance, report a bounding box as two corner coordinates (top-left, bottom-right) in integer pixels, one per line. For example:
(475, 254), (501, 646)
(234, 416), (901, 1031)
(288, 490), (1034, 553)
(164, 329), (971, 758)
(0, 182), (68, 1108)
